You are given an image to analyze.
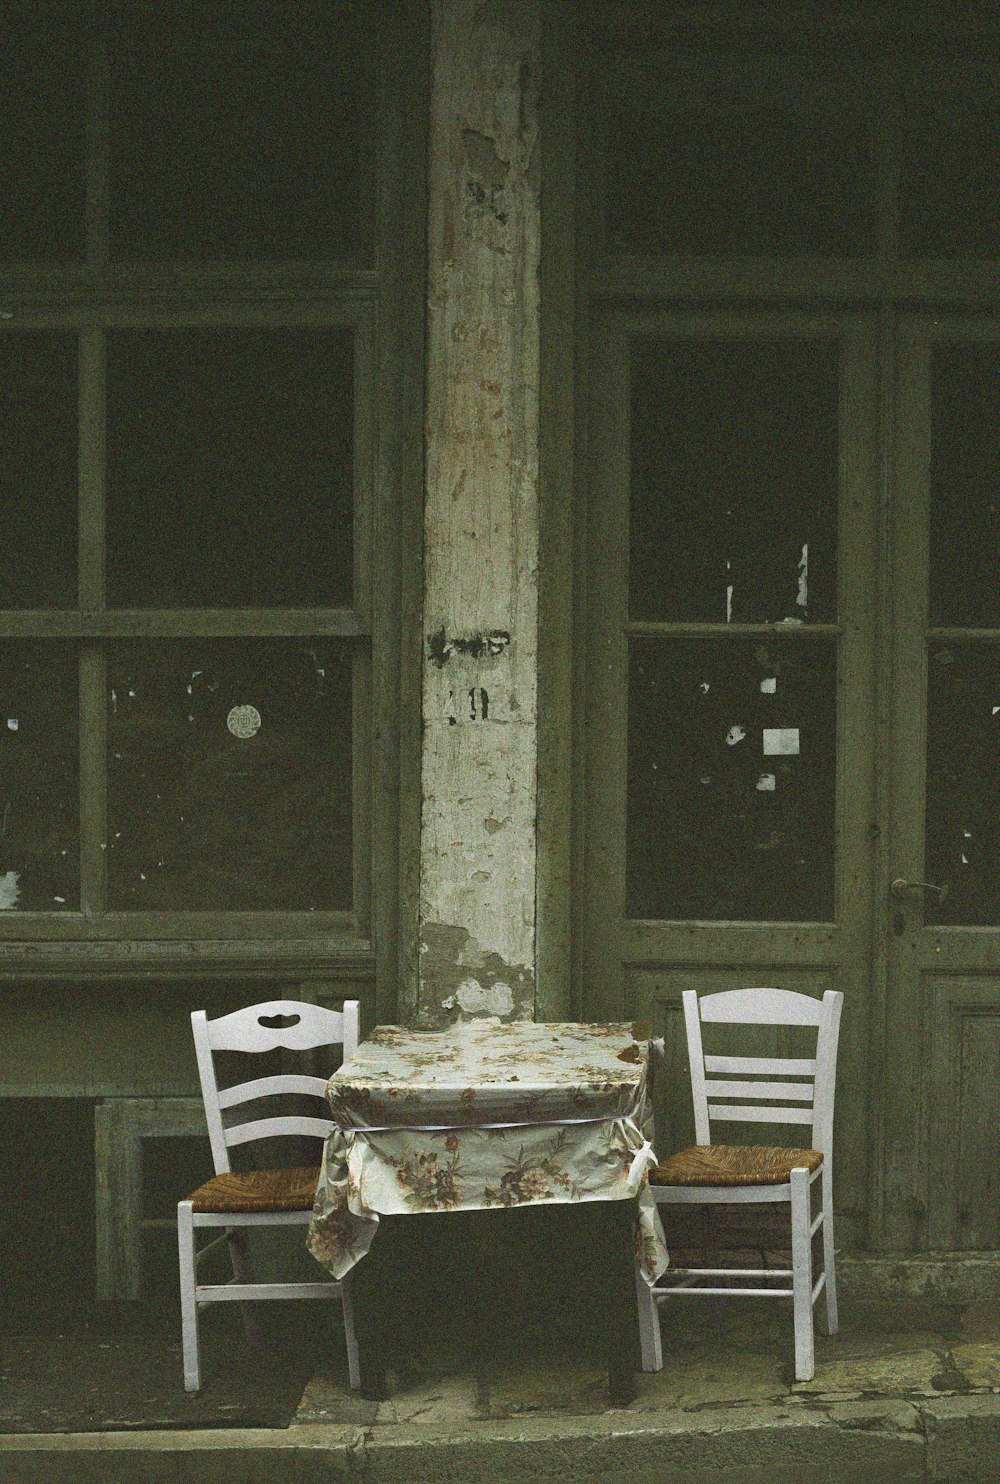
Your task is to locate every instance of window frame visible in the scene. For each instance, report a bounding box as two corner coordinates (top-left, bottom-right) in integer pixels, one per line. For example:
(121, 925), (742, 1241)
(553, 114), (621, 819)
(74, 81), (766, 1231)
(0, 1), (426, 997)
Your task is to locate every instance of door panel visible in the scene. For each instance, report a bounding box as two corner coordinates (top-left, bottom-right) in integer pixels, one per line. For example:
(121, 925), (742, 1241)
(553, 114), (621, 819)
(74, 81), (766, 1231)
(582, 312), (880, 1250)
(883, 320), (1000, 1251)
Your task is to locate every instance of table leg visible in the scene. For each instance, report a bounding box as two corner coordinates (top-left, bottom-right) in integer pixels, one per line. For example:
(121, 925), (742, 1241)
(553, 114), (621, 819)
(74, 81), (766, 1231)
(347, 1248), (387, 1400)
(604, 1199), (639, 1406)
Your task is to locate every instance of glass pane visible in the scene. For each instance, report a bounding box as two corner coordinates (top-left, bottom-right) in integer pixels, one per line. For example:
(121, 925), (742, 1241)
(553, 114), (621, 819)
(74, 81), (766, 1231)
(605, 50), (876, 257)
(900, 51), (1000, 258)
(0, 644), (79, 911)
(106, 641), (352, 911)
(630, 338), (839, 624)
(926, 643), (1000, 927)
(929, 345), (1000, 628)
(627, 636), (836, 921)
(110, 0), (372, 261)
(0, 3), (86, 261)
(106, 329), (354, 608)
(0, 334), (78, 608)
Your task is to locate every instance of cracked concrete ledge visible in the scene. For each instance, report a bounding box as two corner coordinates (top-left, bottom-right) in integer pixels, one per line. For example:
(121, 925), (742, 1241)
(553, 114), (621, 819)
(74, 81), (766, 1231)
(2, 1397), (998, 1484)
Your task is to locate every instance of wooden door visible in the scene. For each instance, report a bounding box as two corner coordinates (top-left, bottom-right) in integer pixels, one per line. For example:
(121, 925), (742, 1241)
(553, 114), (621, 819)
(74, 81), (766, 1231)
(580, 311), (880, 1250)
(880, 318), (1000, 1252)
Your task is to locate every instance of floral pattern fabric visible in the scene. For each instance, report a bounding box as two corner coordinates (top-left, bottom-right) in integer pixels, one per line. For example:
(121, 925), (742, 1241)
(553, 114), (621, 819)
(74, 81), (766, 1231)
(307, 1018), (669, 1285)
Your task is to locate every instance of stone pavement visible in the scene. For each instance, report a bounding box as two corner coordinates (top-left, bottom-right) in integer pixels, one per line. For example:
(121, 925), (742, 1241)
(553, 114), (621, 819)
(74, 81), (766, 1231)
(2, 1267), (999, 1483)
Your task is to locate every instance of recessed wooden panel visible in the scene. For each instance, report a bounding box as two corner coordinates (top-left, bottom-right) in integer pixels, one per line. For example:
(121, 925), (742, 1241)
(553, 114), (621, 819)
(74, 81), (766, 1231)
(927, 979), (1000, 1251)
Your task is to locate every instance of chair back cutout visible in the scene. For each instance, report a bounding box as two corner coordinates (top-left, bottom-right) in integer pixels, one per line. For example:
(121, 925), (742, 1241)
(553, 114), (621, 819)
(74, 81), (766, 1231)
(684, 987), (843, 1158)
(191, 999), (360, 1174)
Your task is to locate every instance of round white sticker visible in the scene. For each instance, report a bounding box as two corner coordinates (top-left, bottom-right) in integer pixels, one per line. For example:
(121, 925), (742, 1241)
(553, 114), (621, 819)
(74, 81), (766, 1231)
(227, 704), (261, 739)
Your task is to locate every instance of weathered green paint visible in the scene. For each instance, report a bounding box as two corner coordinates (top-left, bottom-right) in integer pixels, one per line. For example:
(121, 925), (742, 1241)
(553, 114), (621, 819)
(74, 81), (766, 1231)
(880, 317), (1000, 1254)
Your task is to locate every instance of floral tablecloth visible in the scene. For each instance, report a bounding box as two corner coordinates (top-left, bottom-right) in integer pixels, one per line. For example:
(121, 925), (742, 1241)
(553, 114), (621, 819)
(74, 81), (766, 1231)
(307, 1018), (669, 1284)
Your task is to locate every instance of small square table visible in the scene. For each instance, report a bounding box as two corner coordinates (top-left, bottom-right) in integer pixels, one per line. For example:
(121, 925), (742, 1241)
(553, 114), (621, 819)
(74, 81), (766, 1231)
(308, 1017), (669, 1398)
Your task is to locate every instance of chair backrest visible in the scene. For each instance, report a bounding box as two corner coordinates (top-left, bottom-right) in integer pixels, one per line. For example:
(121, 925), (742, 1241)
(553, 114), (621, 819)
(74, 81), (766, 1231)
(683, 987), (843, 1160)
(191, 999), (360, 1174)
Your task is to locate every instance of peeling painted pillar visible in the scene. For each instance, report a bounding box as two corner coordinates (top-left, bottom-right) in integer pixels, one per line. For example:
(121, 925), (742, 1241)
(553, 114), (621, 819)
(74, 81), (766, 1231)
(417, 0), (541, 1025)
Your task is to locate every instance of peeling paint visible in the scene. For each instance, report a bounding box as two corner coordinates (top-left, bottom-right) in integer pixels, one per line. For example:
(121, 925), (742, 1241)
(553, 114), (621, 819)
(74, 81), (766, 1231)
(0, 870), (20, 910)
(454, 976), (514, 1016)
(419, 922), (534, 1026)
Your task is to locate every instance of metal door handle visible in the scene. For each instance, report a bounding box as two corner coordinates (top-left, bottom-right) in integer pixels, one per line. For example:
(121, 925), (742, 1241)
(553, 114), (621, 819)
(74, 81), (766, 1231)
(890, 877), (949, 902)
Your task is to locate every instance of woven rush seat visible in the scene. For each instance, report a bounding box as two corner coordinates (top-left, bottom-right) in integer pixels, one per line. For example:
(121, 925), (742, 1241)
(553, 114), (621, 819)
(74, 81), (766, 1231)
(187, 1165), (321, 1213)
(652, 1144), (823, 1188)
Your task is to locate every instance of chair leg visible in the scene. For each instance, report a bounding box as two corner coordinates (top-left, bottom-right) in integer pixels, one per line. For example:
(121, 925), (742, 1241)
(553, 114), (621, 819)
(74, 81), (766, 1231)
(635, 1261), (663, 1372)
(341, 1271), (361, 1391)
(178, 1201), (201, 1393)
(226, 1227), (263, 1348)
(820, 1163), (838, 1336)
(790, 1167), (815, 1383)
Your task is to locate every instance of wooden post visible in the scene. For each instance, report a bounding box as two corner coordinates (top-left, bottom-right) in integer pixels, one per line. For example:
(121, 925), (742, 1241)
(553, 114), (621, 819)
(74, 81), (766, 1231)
(417, 0), (542, 1025)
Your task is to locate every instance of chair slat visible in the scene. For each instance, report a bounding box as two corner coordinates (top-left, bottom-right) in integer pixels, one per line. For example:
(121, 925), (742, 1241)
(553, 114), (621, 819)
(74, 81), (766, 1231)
(224, 1115), (333, 1147)
(206, 999), (349, 1053)
(218, 1074), (330, 1110)
(699, 987), (823, 1025)
(706, 1103), (814, 1125)
(703, 1079), (814, 1102)
(704, 1055), (816, 1077)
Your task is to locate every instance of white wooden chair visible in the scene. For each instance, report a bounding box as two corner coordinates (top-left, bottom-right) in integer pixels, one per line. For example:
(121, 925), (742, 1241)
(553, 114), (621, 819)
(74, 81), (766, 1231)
(637, 987), (843, 1383)
(178, 998), (360, 1392)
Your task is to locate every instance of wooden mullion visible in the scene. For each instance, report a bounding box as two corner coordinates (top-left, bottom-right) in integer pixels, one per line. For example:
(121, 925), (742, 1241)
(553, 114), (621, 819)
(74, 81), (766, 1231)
(0, 610), (365, 640)
(78, 332), (106, 608)
(79, 645), (107, 918)
(350, 644), (372, 940)
(0, 936), (374, 981)
(626, 622), (841, 638)
(589, 256), (1000, 306)
(875, 51), (900, 263)
(0, 911), (362, 943)
(78, 329), (107, 917)
(352, 319), (375, 634)
(107, 264), (379, 295)
(926, 629), (1000, 644)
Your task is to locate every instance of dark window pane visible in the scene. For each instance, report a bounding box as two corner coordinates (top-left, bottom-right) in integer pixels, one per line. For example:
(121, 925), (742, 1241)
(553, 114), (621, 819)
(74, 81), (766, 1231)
(0, 3), (86, 261)
(107, 641), (352, 911)
(106, 329), (354, 608)
(900, 51), (1000, 258)
(0, 644), (78, 911)
(0, 334), (78, 607)
(929, 345), (1000, 628)
(627, 637), (836, 921)
(630, 337), (839, 624)
(606, 50), (876, 257)
(926, 644), (1000, 927)
(110, 0), (373, 261)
